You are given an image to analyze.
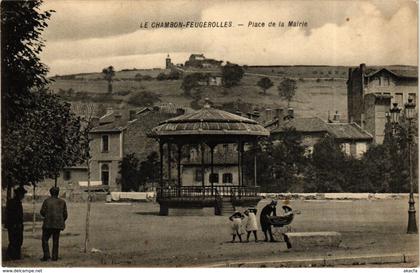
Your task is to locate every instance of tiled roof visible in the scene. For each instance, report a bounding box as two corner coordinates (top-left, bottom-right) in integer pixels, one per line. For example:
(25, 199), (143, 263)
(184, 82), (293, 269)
(326, 123), (373, 140)
(90, 120), (128, 133)
(365, 68), (417, 79)
(270, 117), (328, 133)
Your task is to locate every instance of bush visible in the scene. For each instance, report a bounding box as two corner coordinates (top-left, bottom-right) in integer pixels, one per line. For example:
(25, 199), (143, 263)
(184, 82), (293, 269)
(156, 73), (167, 81)
(129, 91), (161, 107)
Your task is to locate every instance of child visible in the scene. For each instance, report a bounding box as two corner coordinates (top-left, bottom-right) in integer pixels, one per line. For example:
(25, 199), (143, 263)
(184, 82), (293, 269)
(229, 211), (244, 243)
(244, 208), (258, 242)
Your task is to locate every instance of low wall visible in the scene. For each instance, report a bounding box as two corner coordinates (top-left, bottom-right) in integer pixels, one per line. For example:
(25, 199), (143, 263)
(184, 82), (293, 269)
(260, 192), (419, 200)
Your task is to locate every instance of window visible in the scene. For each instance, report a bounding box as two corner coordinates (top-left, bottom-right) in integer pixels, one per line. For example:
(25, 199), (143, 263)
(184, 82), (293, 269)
(63, 170), (71, 181)
(209, 173), (219, 184)
(223, 173), (233, 184)
(101, 164), (109, 185)
(101, 135), (109, 152)
(195, 169), (203, 182)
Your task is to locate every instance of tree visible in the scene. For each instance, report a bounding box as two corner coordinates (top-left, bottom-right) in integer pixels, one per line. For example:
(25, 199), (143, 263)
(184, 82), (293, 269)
(243, 128), (306, 192)
(278, 78), (297, 108)
(156, 72), (167, 81)
(1, 1), (88, 199)
(139, 152), (160, 188)
(181, 73), (203, 96)
(257, 77), (274, 95)
(119, 153), (140, 191)
(222, 63), (244, 88)
(304, 135), (346, 192)
(102, 66), (115, 93)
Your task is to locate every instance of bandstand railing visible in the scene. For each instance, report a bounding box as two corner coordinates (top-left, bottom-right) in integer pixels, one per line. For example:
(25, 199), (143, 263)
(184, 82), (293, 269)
(157, 185), (260, 200)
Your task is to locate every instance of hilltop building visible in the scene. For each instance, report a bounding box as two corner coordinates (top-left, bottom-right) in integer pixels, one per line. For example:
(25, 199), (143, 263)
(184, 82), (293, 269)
(347, 63), (417, 143)
(184, 54), (223, 68)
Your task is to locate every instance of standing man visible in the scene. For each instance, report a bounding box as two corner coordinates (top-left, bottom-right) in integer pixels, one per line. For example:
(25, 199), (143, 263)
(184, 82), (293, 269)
(5, 186), (27, 260)
(260, 200), (277, 242)
(40, 187), (68, 261)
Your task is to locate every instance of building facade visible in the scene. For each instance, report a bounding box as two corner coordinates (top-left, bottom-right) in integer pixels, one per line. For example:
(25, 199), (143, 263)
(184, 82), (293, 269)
(347, 63), (417, 143)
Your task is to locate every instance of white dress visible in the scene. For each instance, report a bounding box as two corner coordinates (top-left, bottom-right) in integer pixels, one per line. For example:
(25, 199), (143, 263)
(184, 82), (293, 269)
(230, 217), (244, 235)
(245, 212), (258, 231)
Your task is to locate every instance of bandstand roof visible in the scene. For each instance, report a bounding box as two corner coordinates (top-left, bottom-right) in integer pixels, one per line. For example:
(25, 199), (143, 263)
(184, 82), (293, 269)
(149, 102), (269, 140)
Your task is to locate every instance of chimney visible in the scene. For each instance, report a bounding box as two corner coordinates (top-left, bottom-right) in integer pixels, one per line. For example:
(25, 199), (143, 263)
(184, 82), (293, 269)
(253, 110), (260, 119)
(235, 110), (242, 116)
(332, 111), (340, 123)
(359, 63), (366, 76)
(129, 110), (137, 121)
(106, 107), (113, 115)
(360, 113), (365, 129)
(265, 108), (273, 121)
(246, 113), (252, 119)
(287, 108), (294, 119)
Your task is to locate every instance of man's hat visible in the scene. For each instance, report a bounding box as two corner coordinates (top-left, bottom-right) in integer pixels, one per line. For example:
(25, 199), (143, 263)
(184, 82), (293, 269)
(270, 200), (278, 206)
(282, 205), (292, 212)
(14, 186), (27, 195)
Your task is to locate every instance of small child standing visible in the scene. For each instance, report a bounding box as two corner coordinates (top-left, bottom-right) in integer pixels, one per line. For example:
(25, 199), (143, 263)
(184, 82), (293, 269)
(229, 211), (244, 243)
(244, 208), (258, 242)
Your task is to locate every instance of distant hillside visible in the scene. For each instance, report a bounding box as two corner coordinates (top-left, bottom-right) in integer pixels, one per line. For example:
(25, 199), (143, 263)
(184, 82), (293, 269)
(47, 65), (417, 121)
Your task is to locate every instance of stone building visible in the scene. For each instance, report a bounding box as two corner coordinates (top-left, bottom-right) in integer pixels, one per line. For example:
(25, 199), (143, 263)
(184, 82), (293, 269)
(184, 54), (223, 68)
(266, 110), (373, 158)
(347, 63), (417, 143)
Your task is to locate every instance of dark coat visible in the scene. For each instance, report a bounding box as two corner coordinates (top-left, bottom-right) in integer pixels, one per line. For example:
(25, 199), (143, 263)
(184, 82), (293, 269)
(259, 204), (277, 228)
(40, 197), (68, 230)
(5, 197), (23, 229)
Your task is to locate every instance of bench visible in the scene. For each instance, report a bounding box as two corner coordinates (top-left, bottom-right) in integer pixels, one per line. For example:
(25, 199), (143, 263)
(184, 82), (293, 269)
(284, 231), (342, 250)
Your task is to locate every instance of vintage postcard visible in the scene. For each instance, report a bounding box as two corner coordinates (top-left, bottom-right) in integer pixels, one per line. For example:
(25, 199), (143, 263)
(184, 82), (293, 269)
(1, 0), (418, 271)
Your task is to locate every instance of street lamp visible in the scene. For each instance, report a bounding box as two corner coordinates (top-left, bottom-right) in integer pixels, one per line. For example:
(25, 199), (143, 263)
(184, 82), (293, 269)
(404, 98), (417, 234)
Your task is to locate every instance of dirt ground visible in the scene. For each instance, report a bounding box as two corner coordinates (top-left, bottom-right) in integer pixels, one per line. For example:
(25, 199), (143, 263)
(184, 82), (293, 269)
(2, 198), (419, 267)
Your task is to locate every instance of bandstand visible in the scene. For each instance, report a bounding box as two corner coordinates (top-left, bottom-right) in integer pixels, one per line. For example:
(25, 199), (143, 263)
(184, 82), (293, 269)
(149, 100), (269, 215)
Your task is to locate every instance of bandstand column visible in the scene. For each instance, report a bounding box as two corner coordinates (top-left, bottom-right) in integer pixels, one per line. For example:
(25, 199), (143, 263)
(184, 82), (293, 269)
(167, 143), (171, 186)
(177, 144), (182, 188)
(253, 141), (258, 187)
(159, 141), (164, 188)
(201, 142), (205, 195)
(237, 140), (242, 187)
(209, 143), (216, 196)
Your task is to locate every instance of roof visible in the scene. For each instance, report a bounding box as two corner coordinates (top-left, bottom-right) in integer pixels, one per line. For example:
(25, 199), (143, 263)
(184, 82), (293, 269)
(269, 117), (328, 134)
(90, 119), (128, 133)
(150, 103), (269, 137)
(326, 123), (373, 141)
(365, 68), (417, 79)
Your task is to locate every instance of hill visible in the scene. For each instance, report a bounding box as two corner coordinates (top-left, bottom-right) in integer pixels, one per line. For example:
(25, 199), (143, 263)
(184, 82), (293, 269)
(47, 65), (417, 122)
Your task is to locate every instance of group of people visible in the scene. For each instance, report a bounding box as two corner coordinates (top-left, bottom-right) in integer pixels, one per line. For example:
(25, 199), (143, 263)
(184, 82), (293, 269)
(229, 200), (293, 245)
(5, 186), (68, 262)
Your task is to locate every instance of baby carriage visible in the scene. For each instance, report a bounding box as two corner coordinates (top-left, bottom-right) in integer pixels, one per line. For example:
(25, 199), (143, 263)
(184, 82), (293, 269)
(268, 213), (295, 241)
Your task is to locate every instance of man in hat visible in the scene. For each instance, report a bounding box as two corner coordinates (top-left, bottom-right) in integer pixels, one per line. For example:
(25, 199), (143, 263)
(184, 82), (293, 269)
(5, 186), (27, 260)
(40, 187), (68, 261)
(260, 200), (277, 242)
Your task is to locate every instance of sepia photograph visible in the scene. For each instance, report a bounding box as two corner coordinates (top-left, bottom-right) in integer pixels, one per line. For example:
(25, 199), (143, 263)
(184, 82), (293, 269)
(1, 0), (419, 270)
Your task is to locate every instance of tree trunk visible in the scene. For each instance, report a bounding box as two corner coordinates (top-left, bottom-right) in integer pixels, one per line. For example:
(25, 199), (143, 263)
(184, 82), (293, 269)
(6, 183), (12, 201)
(84, 159), (91, 253)
(32, 184), (36, 235)
(108, 82), (112, 93)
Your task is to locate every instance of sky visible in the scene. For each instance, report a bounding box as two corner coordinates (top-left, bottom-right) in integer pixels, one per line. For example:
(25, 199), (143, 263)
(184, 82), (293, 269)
(39, 0), (418, 76)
